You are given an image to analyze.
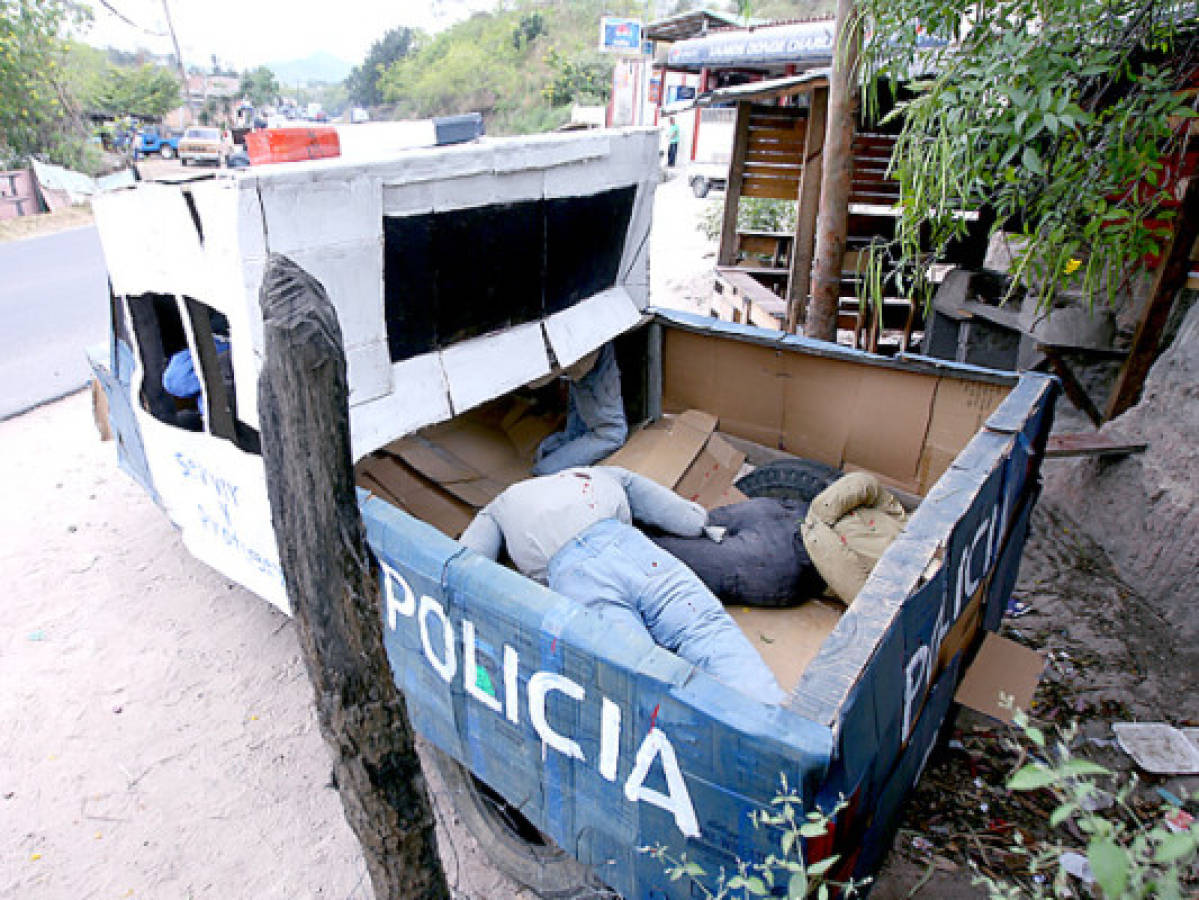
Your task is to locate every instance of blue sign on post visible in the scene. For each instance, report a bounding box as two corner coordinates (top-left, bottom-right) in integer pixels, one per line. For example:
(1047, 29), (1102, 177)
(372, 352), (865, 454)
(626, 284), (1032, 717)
(599, 17), (643, 53)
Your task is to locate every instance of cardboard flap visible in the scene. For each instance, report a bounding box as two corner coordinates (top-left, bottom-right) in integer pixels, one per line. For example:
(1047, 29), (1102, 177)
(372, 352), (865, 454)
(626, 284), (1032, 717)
(604, 410), (717, 487)
(675, 432), (746, 509)
(358, 455), (475, 538)
(955, 633), (1044, 724)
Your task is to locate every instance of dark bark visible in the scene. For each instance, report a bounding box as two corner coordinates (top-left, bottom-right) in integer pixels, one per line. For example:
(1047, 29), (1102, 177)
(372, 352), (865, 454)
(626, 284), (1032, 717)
(256, 254), (450, 900)
(808, 0), (861, 342)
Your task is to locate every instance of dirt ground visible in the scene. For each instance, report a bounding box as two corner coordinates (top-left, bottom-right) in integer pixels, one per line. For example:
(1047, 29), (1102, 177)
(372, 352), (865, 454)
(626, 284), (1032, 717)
(0, 205), (94, 244)
(2, 167), (1193, 900)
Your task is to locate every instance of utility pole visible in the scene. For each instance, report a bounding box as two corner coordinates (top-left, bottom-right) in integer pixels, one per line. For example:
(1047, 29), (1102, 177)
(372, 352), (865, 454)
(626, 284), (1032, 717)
(806, 0), (862, 342)
(160, 0), (191, 125)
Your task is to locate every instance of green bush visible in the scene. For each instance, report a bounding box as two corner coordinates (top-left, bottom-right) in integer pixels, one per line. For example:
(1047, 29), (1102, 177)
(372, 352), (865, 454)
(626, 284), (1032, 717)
(699, 197), (798, 240)
(974, 703), (1198, 898)
(643, 779), (871, 899)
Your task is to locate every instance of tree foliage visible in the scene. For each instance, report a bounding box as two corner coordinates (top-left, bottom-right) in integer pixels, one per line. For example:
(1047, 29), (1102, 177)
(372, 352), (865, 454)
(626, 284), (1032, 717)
(239, 65), (279, 109)
(87, 63), (180, 118)
(345, 25), (419, 107)
(857, 0), (1198, 310)
(377, 0), (637, 134)
(0, 0), (97, 170)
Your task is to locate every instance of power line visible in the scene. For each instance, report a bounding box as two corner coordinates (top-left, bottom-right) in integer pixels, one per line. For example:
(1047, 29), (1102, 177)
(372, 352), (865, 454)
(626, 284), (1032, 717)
(95, 0), (169, 38)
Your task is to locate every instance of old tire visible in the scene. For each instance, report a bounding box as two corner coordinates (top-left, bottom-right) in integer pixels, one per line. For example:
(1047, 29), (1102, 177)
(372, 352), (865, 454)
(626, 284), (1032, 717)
(735, 458), (841, 504)
(690, 176), (709, 198)
(429, 748), (617, 899)
(159, 145), (175, 159)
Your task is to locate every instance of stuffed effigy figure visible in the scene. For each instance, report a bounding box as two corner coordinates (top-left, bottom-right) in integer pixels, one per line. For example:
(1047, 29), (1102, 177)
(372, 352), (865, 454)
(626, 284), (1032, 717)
(801, 472), (909, 603)
(459, 466), (787, 704)
(532, 343), (628, 476)
(650, 497), (826, 608)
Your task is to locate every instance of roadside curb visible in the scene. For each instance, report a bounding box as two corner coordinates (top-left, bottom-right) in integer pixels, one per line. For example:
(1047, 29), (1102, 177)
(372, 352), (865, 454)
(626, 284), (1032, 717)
(0, 382), (89, 424)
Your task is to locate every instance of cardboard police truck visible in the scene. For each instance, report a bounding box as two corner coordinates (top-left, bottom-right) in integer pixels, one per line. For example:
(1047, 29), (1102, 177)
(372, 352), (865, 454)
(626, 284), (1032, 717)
(88, 128), (1057, 897)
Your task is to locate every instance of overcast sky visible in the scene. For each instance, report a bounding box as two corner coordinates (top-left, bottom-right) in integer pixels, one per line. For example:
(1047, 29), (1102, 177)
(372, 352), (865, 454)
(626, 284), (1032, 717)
(77, 0), (499, 70)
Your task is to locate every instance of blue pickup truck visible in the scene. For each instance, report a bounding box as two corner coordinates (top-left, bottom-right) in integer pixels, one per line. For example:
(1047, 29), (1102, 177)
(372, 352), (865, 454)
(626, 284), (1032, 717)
(88, 128), (1057, 898)
(133, 126), (182, 159)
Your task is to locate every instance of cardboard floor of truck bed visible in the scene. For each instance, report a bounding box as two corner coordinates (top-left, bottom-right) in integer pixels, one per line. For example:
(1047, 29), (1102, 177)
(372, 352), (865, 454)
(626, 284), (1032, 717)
(727, 599), (847, 693)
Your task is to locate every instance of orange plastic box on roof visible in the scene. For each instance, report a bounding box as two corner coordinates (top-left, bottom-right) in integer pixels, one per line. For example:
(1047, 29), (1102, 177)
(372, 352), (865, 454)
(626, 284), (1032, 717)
(245, 127), (341, 165)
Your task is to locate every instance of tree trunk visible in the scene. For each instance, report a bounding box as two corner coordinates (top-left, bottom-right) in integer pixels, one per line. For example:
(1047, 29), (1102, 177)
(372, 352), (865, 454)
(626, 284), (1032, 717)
(807, 0), (862, 342)
(257, 254), (450, 900)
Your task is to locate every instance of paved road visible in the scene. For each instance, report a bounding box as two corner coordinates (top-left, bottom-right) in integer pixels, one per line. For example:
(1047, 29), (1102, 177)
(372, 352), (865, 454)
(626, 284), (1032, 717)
(0, 226), (110, 419)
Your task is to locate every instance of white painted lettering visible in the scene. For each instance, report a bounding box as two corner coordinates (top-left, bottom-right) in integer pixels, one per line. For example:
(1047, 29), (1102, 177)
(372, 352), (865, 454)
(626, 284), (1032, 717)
(599, 697), (621, 782)
(418, 595), (456, 683)
(503, 644), (520, 725)
(624, 727), (700, 838)
(379, 560), (415, 628)
(902, 645), (930, 740)
(528, 672), (585, 761)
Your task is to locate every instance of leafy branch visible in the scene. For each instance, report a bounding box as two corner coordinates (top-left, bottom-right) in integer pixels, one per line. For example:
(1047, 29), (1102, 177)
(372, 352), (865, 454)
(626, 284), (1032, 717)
(642, 777), (871, 899)
(973, 701), (1198, 898)
(856, 0), (1198, 313)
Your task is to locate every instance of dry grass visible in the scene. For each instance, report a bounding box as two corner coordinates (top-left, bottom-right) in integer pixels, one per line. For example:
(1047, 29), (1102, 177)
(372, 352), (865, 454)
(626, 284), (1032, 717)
(0, 203), (94, 243)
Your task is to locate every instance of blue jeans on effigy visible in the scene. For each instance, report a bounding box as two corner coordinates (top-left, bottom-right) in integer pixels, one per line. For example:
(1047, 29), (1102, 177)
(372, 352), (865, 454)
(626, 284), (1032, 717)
(547, 518), (787, 704)
(533, 344), (628, 476)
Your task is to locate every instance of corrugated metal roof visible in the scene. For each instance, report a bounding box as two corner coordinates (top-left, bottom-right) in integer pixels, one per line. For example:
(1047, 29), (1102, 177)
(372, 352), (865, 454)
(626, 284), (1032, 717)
(645, 9), (744, 44)
(697, 70), (831, 105)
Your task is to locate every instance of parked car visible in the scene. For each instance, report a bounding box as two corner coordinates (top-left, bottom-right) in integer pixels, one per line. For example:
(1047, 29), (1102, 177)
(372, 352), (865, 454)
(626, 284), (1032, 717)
(179, 126), (229, 167)
(88, 129), (1058, 899)
(133, 126), (182, 160)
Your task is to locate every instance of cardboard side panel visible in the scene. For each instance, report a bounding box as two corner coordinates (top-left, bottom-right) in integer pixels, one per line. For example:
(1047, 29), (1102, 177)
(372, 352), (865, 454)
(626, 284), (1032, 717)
(362, 496), (836, 899)
(94, 185), (207, 299)
(983, 484), (1039, 632)
(134, 401), (286, 611)
(349, 353), (453, 463)
(852, 653), (962, 880)
(661, 329), (786, 448)
(440, 323), (550, 414)
(543, 287), (643, 368)
(778, 352), (862, 467)
(915, 377), (1010, 494)
(88, 342), (158, 503)
(842, 367), (937, 490)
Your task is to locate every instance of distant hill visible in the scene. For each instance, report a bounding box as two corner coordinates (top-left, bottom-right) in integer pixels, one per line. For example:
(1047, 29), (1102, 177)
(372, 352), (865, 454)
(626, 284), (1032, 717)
(266, 51), (353, 85)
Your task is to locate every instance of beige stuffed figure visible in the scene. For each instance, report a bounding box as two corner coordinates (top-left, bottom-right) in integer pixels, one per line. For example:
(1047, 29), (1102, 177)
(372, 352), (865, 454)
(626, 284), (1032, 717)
(801, 472), (908, 603)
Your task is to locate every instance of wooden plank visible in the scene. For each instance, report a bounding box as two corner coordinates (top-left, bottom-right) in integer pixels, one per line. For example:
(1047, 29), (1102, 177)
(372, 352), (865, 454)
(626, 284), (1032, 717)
(1039, 347), (1103, 428)
(787, 86), (828, 332)
(744, 161), (803, 174)
(183, 297), (236, 442)
(1045, 433), (1149, 459)
(852, 167), (897, 184)
(748, 126), (807, 142)
(746, 148), (810, 162)
(257, 255), (450, 898)
(1105, 175), (1199, 420)
(743, 177), (802, 200)
(718, 101), (753, 267)
(852, 134), (899, 149)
